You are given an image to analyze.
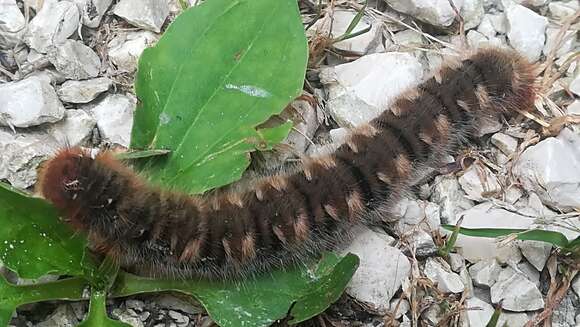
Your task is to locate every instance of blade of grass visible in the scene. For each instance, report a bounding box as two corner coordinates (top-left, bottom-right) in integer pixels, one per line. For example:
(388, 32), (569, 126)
(441, 226), (571, 248)
(332, 0), (369, 43)
(438, 216), (463, 257)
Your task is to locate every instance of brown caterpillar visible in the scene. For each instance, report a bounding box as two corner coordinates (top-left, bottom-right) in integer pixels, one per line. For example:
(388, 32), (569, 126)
(37, 48), (537, 280)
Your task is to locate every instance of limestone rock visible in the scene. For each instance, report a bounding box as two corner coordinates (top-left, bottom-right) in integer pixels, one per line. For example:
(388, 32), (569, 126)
(490, 266), (544, 311)
(458, 163), (501, 201)
(92, 93), (135, 147)
(504, 1), (548, 62)
(424, 257), (465, 293)
(72, 0), (113, 28)
(113, 0), (169, 33)
(108, 31), (159, 72)
(320, 52), (423, 127)
(47, 40), (101, 80)
(0, 76), (65, 128)
(514, 128), (580, 211)
(0, 0), (26, 49)
(57, 77), (112, 103)
(342, 227), (411, 314)
(24, 0), (80, 53)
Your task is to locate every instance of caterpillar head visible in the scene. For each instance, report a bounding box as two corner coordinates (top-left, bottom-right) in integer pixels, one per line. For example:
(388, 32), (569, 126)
(37, 147), (93, 214)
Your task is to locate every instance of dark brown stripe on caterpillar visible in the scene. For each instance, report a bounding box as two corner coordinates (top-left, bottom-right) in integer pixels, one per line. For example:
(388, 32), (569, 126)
(36, 48), (537, 280)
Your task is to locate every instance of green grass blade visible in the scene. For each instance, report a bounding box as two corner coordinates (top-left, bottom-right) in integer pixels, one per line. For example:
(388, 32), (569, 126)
(441, 225), (570, 248)
(333, 0), (368, 42)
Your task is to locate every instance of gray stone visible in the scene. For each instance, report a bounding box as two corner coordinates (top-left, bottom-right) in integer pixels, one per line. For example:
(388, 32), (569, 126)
(474, 115), (502, 137)
(572, 274), (579, 298)
(568, 100), (580, 115)
(505, 1), (548, 62)
(0, 0), (26, 49)
(111, 308), (144, 327)
(72, 0), (113, 28)
(329, 128), (349, 144)
(385, 0), (464, 27)
(0, 76), (65, 128)
(551, 290), (577, 327)
(168, 310), (189, 326)
(519, 240), (551, 271)
(125, 299), (145, 312)
(114, 0), (169, 33)
(543, 28), (576, 59)
(393, 198), (441, 232)
(458, 164), (501, 201)
(431, 175), (474, 224)
(108, 31), (159, 72)
(388, 298), (410, 319)
(391, 29), (425, 49)
(570, 74), (580, 97)
(424, 257), (465, 293)
(477, 14), (496, 39)
(342, 227), (410, 314)
(514, 128), (580, 211)
(512, 0), (549, 6)
(491, 132), (518, 155)
(490, 266), (544, 311)
(461, 0), (485, 30)
(516, 261), (540, 287)
(548, 1), (579, 20)
(57, 77), (112, 103)
(320, 52), (423, 127)
(489, 13), (507, 34)
(36, 304), (79, 327)
(448, 253), (465, 272)
(282, 98), (319, 155)
(24, 0), (80, 53)
(465, 297), (494, 327)
(92, 93), (136, 147)
(0, 129), (58, 188)
(47, 109), (96, 146)
(47, 40), (101, 80)
(497, 312), (530, 327)
(468, 259), (502, 288)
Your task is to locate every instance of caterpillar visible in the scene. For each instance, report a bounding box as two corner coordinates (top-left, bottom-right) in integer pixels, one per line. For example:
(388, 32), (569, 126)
(37, 48), (537, 280)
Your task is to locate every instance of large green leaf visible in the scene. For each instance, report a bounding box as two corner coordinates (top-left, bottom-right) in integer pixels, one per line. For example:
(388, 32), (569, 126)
(0, 182), (97, 280)
(131, 0), (307, 194)
(0, 276), (87, 326)
(110, 253), (359, 327)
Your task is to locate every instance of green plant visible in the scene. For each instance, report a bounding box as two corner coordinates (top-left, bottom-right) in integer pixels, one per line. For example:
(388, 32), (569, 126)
(440, 225), (580, 259)
(0, 0), (359, 326)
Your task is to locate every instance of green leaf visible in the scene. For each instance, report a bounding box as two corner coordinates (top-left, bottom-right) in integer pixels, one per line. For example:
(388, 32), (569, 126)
(114, 149), (171, 161)
(131, 0), (307, 194)
(441, 225), (571, 248)
(78, 291), (131, 327)
(110, 253), (358, 327)
(0, 182), (98, 281)
(253, 121), (294, 151)
(0, 275), (87, 326)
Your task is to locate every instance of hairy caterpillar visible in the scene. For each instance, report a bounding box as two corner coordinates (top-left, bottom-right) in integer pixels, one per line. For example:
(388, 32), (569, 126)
(37, 48), (537, 280)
